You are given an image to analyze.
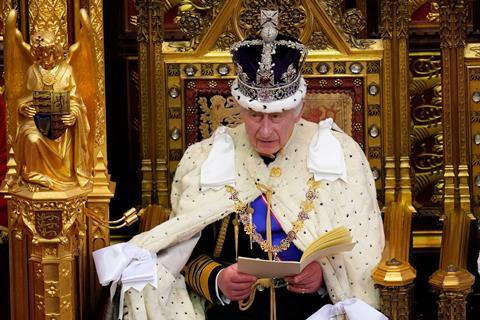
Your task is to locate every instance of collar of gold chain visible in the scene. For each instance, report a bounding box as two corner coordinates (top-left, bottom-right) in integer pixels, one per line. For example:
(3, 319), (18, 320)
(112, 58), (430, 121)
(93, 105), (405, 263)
(225, 177), (320, 258)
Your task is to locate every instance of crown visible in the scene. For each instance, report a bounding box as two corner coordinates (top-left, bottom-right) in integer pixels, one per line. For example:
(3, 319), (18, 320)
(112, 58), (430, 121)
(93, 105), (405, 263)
(230, 10), (308, 113)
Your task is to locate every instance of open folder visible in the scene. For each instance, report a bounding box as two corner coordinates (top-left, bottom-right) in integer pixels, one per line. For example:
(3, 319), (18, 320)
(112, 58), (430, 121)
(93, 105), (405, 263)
(237, 226), (355, 278)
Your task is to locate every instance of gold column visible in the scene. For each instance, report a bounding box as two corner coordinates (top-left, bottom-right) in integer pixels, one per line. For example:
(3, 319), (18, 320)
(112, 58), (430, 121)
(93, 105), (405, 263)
(77, 2), (115, 317)
(4, 2), (113, 318)
(137, 0), (169, 207)
(8, 188), (88, 320)
(372, 1), (416, 318)
(428, 1), (474, 318)
(84, 150), (114, 318)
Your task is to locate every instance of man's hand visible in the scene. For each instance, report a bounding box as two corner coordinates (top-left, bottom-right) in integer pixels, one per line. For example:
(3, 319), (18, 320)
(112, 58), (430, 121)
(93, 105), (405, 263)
(61, 113), (77, 126)
(285, 261), (323, 294)
(217, 263), (257, 301)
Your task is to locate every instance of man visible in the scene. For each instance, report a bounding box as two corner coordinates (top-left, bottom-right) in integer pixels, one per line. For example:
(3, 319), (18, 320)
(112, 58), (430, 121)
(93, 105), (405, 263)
(94, 11), (384, 320)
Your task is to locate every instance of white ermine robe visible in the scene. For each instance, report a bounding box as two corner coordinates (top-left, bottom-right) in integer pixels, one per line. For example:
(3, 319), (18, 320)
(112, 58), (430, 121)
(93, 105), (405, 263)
(117, 119), (385, 319)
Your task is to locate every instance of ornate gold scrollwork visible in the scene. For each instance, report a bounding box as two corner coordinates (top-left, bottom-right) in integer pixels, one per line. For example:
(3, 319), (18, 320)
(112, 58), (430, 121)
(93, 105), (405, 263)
(322, 0), (373, 48)
(89, 0), (108, 148)
(470, 68), (480, 80)
(28, 0), (69, 48)
(377, 284), (414, 320)
(380, 0), (393, 39)
(136, 0), (149, 42)
(436, 289), (471, 319)
(412, 57), (442, 78)
(410, 55), (444, 207)
(175, 0), (223, 48)
(439, 0), (468, 48)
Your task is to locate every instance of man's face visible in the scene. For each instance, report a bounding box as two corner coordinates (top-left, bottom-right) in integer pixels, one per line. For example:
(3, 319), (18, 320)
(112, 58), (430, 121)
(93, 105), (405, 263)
(240, 107), (302, 155)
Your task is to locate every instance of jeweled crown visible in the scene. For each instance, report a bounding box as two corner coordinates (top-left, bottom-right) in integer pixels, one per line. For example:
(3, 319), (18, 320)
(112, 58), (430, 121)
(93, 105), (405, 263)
(230, 10), (308, 106)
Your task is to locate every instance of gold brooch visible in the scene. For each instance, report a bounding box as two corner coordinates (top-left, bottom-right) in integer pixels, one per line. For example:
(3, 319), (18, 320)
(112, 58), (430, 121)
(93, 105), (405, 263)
(270, 167), (282, 177)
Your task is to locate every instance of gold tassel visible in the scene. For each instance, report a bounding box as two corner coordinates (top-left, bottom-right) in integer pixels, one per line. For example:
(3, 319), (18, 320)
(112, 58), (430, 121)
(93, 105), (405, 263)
(251, 183), (277, 320)
(238, 278), (276, 320)
(234, 212), (239, 260)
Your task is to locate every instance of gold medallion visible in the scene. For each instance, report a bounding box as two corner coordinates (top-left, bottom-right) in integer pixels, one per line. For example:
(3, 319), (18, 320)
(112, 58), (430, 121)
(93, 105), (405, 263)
(270, 167), (282, 177)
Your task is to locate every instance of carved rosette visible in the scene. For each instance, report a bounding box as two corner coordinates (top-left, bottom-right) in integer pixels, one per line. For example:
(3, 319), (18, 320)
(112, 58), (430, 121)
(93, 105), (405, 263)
(307, 31), (331, 50)
(175, 0), (223, 48)
(215, 31), (239, 51)
(342, 8), (372, 48)
(321, 0), (372, 48)
(178, 11), (204, 38)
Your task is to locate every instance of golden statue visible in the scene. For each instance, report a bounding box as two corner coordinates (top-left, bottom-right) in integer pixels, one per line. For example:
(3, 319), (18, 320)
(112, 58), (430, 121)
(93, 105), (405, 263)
(4, 9), (97, 191)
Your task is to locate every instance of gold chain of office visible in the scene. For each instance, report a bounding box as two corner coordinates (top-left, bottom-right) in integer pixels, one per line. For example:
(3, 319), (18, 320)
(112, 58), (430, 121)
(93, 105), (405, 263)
(225, 178), (320, 258)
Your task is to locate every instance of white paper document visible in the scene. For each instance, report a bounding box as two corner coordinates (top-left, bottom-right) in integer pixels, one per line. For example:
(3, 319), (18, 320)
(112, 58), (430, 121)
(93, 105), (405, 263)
(237, 242), (355, 278)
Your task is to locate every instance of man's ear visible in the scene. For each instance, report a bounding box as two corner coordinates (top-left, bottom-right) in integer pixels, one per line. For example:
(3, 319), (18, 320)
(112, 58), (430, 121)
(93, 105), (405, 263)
(294, 100), (305, 122)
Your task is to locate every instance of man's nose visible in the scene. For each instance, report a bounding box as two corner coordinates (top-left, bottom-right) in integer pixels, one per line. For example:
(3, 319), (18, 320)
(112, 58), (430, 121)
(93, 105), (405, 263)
(259, 116), (273, 136)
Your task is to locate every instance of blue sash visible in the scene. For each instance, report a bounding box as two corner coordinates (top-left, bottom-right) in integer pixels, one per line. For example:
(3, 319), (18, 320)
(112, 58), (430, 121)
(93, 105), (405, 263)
(251, 195), (302, 261)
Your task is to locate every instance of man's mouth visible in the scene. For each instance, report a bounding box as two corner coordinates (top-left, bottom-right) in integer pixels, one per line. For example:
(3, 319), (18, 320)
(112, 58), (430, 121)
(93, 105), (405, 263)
(258, 139), (276, 144)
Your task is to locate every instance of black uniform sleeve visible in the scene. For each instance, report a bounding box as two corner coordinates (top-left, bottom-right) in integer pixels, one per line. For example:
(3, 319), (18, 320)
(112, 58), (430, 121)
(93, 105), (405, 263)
(183, 215), (232, 304)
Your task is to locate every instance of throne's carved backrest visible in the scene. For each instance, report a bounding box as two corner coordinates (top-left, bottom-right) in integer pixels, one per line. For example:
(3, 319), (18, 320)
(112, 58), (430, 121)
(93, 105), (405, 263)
(163, 0), (384, 204)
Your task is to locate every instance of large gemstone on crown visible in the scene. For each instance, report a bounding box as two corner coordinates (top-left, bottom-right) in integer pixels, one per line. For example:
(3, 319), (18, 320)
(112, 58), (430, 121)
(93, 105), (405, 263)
(258, 89), (274, 102)
(260, 75), (271, 85)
